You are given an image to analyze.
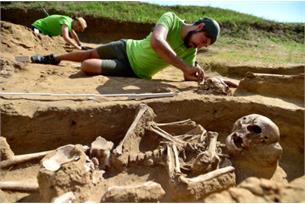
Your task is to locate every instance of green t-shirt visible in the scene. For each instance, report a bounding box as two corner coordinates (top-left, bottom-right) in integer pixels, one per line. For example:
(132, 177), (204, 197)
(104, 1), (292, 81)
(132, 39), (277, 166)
(32, 15), (73, 36)
(126, 12), (197, 79)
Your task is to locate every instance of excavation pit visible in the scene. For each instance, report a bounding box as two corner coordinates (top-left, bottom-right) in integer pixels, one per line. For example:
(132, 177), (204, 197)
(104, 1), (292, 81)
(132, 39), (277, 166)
(0, 16), (304, 203)
(1, 94), (304, 202)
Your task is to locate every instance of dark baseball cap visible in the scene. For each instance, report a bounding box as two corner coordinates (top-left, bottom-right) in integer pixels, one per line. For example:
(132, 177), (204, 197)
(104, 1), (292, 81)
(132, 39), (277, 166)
(194, 17), (220, 44)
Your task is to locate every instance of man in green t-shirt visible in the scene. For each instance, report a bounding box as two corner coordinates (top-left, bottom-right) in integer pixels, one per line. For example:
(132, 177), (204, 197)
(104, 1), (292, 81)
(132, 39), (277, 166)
(31, 12), (219, 82)
(32, 15), (87, 50)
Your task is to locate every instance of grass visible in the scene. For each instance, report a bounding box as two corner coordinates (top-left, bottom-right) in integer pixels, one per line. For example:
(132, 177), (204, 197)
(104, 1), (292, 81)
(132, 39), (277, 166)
(201, 35), (304, 66)
(2, 1), (304, 66)
(2, 2), (264, 23)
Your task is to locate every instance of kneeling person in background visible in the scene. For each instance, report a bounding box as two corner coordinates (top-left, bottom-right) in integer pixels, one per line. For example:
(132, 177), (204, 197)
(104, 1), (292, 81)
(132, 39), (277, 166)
(32, 15), (87, 50)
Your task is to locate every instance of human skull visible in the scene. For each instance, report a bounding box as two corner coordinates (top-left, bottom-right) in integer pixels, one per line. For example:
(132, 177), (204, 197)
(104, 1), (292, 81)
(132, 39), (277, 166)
(225, 114), (282, 158)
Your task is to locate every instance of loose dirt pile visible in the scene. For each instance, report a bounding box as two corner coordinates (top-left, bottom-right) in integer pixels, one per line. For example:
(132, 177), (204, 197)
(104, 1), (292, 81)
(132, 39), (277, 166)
(0, 20), (304, 202)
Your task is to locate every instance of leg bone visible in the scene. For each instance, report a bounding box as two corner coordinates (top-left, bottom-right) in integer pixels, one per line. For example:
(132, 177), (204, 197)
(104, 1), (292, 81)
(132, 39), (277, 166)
(113, 104), (148, 156)
(0, 150), (53, 169)
(191, 131), (220, 174)
(0, 181), (39, 191)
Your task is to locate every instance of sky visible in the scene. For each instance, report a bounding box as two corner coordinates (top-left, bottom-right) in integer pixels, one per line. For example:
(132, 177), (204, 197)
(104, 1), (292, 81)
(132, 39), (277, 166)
(140, 0), (305, 23)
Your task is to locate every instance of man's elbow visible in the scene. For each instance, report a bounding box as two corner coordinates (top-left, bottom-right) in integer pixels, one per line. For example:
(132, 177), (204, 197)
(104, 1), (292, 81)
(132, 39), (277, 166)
(62, 34), (71, 42)
(150, 37), (163, 51)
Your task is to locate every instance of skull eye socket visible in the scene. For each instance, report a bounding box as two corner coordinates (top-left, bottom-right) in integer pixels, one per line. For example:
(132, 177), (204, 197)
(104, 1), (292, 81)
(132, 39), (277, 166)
(247, 125), (262, 134)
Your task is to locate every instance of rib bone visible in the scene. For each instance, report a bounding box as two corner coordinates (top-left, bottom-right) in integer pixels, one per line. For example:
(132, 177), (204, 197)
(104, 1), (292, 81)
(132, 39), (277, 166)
(154, 119), (195, 127)
(149, 123), (185, 146)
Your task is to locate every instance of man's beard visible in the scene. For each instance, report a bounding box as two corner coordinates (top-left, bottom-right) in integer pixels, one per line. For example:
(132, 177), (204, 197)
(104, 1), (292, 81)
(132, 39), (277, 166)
(183, 30), (197, 48)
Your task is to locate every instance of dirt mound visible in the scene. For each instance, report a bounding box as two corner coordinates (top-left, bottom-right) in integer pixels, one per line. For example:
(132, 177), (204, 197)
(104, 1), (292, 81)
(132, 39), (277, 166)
(208, 63), (304, 78)
(0, 21), (304, 202)
(235, 73), (304, 104)
(0, 21), (66, 79)
(204, 176), (305, 202)
(1, 21), (66, 56)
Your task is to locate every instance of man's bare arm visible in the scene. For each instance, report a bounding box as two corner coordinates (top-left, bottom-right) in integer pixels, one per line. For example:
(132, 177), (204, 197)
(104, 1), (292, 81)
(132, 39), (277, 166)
(61, 25), (81, 50)
(150, 24), (204, 81)
(70, 29), (81, 46)
(151, 25), (189, 71)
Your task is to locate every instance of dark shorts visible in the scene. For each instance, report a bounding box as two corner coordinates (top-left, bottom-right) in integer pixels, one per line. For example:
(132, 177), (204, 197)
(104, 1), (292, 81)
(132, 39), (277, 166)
(96, 40), (137, 77)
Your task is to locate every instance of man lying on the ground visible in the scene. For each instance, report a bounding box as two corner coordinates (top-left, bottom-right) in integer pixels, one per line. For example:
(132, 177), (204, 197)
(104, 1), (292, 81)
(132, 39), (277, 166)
(31, 12), (220, 82)
(32, 15), (87, 50)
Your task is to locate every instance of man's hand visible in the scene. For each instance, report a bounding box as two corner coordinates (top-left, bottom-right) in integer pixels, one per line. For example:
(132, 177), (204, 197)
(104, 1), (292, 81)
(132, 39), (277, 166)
(183, 66), (204, 82)
(62, 25), (82, 50)
(183, 64), (205, 82)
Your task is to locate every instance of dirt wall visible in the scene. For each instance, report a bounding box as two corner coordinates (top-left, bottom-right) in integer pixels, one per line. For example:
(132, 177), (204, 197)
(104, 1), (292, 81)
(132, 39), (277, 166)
(1, 96), (303, 182)
(1, 8), (154, 43)
(208, 63), (305, 78)
(236, 73), (304, 103)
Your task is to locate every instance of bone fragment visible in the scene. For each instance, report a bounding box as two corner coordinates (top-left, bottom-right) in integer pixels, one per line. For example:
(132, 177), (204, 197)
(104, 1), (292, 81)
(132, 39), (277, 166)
(38, 145), (102, 202)
(113, 104), (148, 155)
(174, 166), (236, 201)
(207, 132), (219, 164)
(90, 136), (113, 155)
(153, 149), (160, 158)
(128, 152), (153, 165)
(128, 154), (137, 163)
(42, 145), (80, 171)
(180, 166), (235, 183)
(144, 151), (152, 158)
(52, 192), (75, 203)
(172, 144), (181, 174)
(0, 136), (14, 160)
(166, 145), (175, 178)
(155, 119), (194, 127)
(90, 136), (113, 168)
(149, 124), (185, 146)
(0, 150), (53, 169)
(191, 132), (221, 175)
(0, 181), (39, 191)
(136, 153), (145, 161)
(150, 125), (176, 142)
